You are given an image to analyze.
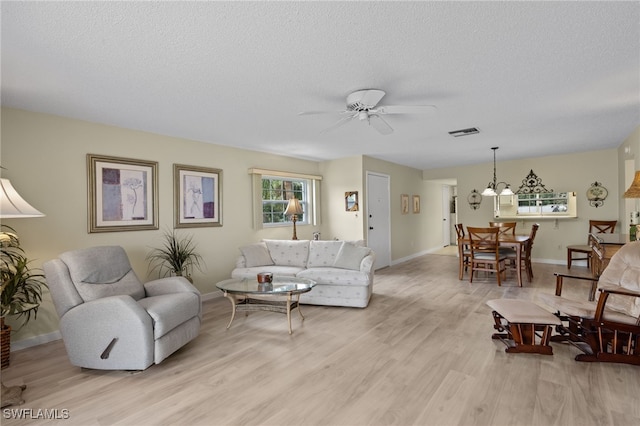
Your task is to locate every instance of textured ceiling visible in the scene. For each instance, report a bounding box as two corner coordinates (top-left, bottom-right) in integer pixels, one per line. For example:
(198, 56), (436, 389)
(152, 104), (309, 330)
(2, 1), (639, 170)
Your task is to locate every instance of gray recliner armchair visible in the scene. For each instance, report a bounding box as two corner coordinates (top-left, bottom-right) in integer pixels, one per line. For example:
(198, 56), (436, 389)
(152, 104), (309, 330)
(43, 245), (202, 370)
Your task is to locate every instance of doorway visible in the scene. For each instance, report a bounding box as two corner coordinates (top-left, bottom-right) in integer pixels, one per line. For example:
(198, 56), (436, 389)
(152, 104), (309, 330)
(366, 172), (391, 270)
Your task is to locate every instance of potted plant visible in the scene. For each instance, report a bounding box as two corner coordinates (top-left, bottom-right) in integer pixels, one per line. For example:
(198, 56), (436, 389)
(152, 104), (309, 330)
(1, 225), (47, 369)
(146, 229), (203, 283)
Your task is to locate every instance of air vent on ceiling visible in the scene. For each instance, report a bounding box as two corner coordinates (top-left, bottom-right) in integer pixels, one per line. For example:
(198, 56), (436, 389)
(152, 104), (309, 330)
(448, 127), (479, 137)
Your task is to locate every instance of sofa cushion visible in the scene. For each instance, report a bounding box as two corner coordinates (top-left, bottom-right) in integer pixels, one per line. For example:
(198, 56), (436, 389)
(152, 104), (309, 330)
(307, 240), (344, 267)
(333, 242), (371, 270)
(240, 242), (274, 267)
(298, 267), (371, 286)
(263, 239), (310, 267)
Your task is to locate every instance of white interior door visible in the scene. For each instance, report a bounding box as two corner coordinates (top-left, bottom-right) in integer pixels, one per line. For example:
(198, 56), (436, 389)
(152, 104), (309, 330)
(442, 185), (451, 246)
(366, 172), (391, 270)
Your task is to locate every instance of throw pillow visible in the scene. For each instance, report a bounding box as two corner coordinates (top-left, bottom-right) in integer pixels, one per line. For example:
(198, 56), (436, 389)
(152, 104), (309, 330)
(240, 242), (274, 267)
(307, 240), (344, 267)
(263, 239), (310, 267)
(333, 242), (371, 270)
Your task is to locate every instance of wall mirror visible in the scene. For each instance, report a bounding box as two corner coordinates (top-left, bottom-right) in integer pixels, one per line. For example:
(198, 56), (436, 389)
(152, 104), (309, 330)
(345, 191), (359, 211)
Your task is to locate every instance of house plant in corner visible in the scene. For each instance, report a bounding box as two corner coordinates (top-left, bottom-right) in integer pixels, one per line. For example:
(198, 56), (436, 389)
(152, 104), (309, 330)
(1, 225), (47, 407)
(146, 229), (204, 283)
(1, 225), (47, 369)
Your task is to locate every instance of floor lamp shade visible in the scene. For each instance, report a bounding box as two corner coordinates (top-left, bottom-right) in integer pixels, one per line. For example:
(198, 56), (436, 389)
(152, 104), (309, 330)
(0, 178), (45, 218)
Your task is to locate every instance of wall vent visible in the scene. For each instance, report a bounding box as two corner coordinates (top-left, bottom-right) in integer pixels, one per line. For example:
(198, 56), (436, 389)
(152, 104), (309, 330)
(448, 127), (479, 137)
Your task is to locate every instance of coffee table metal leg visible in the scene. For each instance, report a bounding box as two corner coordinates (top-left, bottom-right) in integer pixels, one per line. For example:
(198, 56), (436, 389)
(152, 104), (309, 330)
(223, 291), (236, 329)
(296, 294), (305, 321)
(286, 293), (293, 334)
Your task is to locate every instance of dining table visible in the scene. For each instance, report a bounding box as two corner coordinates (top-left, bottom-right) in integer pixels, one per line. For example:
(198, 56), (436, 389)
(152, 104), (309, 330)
(458, 233), (531, 287)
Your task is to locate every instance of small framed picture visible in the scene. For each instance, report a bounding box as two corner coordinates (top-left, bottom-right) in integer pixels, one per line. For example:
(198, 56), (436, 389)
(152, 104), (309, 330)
(174, 164), (222, 228)
(87, 154), (158, 233)
(412, 195), (421, 214)
(401, 194), (409, 214)
(345, 191), (359, 211)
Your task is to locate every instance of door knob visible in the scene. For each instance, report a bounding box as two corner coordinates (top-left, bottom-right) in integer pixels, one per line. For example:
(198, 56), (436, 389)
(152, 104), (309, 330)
(369, 226), (374, 230)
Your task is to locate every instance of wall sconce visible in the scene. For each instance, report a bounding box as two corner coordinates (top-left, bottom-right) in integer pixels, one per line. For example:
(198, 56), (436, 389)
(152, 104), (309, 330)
(481, 147), (513, 197)
(586, 181), (608, 208)
(467, 189), (482, 210)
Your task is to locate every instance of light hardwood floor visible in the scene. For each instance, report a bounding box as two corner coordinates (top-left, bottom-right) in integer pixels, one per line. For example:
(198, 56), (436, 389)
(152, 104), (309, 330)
(2, 252), (639, 426)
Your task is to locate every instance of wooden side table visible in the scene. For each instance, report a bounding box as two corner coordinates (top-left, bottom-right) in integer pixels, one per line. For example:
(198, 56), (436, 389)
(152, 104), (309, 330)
(589, 233), (628, 277)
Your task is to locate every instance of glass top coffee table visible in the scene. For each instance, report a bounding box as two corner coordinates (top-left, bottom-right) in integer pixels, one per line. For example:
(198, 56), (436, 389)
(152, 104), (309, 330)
(216, 276), (316, 334)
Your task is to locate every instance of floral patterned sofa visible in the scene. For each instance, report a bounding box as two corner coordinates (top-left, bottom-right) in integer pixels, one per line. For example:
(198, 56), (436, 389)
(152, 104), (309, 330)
(231, 239), (375, 308)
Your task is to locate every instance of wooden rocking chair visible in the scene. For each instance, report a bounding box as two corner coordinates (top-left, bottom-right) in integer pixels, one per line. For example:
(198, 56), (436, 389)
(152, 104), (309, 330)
(539, 241), (640, 366)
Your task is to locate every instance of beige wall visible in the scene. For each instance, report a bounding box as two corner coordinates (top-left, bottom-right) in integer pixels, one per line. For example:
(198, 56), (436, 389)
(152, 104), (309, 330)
(423, 149), (621, 263)
(1, 108), (326, 342)
(318, 156), (364, 241)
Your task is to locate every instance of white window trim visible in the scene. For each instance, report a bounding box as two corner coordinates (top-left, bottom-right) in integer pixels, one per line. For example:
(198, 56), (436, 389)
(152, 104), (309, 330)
(249, 168), (322, 230)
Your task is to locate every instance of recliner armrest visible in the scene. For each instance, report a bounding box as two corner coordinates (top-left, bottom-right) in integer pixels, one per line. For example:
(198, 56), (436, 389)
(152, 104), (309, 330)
(144, 276), (201, 297)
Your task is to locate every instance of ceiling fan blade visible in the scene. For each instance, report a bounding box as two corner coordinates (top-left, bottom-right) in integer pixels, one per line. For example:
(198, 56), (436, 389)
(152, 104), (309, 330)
(375, 105), (437, 114)
(298, 110), (343, 116)
(348, 89), (386, 109)
(359, 89), (386, 107)
(319, 114), (356, 135)
(369, 114), (394, 135)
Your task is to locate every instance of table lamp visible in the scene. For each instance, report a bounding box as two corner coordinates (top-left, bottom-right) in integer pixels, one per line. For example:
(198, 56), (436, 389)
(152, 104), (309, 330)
(284, 198), (303, 240)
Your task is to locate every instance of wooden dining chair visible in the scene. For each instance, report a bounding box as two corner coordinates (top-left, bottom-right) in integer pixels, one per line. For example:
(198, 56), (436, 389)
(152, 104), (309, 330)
(467, 226), (508, 286)
(566, 220), (617, 269)
(455, 224), (471, 280)
(504, 223), (539, 282)
(489, 221), (517, 236)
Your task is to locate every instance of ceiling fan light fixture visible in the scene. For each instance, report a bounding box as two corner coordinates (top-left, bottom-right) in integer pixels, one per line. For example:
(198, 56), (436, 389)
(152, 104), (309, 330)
(358, 111), (369, 121)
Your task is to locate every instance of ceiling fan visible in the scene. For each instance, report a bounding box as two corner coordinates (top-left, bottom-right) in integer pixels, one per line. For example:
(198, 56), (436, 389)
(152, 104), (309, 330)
(299, 89), (436, 135)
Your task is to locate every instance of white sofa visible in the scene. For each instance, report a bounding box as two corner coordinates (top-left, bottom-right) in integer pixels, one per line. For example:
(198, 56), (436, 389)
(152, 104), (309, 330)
(231, 239), (375, 308)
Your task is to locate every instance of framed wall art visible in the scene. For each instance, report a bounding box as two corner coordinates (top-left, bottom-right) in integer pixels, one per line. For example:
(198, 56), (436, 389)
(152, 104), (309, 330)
(345, 191), (359, 211)
(401, 194), (409, 214)
(174, 164), (222, 228)
(412, 195), (421, 214)
(87, 154), (158, 233)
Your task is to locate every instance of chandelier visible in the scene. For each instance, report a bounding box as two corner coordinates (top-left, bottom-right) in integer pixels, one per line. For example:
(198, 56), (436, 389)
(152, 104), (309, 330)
(481, 147), (513, 197)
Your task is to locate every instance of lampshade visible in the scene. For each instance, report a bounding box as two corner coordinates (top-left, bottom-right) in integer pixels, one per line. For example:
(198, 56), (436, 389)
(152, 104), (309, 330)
(284, 198), (303, 216)
(500, 185), (514, 196)
(481, 187), (497, 197)
(623, 171), (640, 198)
(0, 178), (45, 218)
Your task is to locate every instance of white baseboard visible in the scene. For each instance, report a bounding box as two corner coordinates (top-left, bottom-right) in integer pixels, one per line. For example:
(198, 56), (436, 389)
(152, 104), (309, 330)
(11, 330), (62, 352)
(10, 290), (224, 352)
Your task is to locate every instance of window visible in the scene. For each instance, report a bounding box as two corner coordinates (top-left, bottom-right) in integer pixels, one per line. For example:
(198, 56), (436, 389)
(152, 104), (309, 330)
(248, 168), (322, 229)
(495, 192), (577, 219)
(262, 176), (308, 225)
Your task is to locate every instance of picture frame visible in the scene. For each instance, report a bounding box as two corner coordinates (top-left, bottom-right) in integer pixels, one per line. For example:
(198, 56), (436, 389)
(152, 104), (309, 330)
(401, 194), (409, 214)
(87, 154), (158, 233)
(345, 191), (359, 211)
(412, 195), (421, 214)
(174, 164), (222, 228)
